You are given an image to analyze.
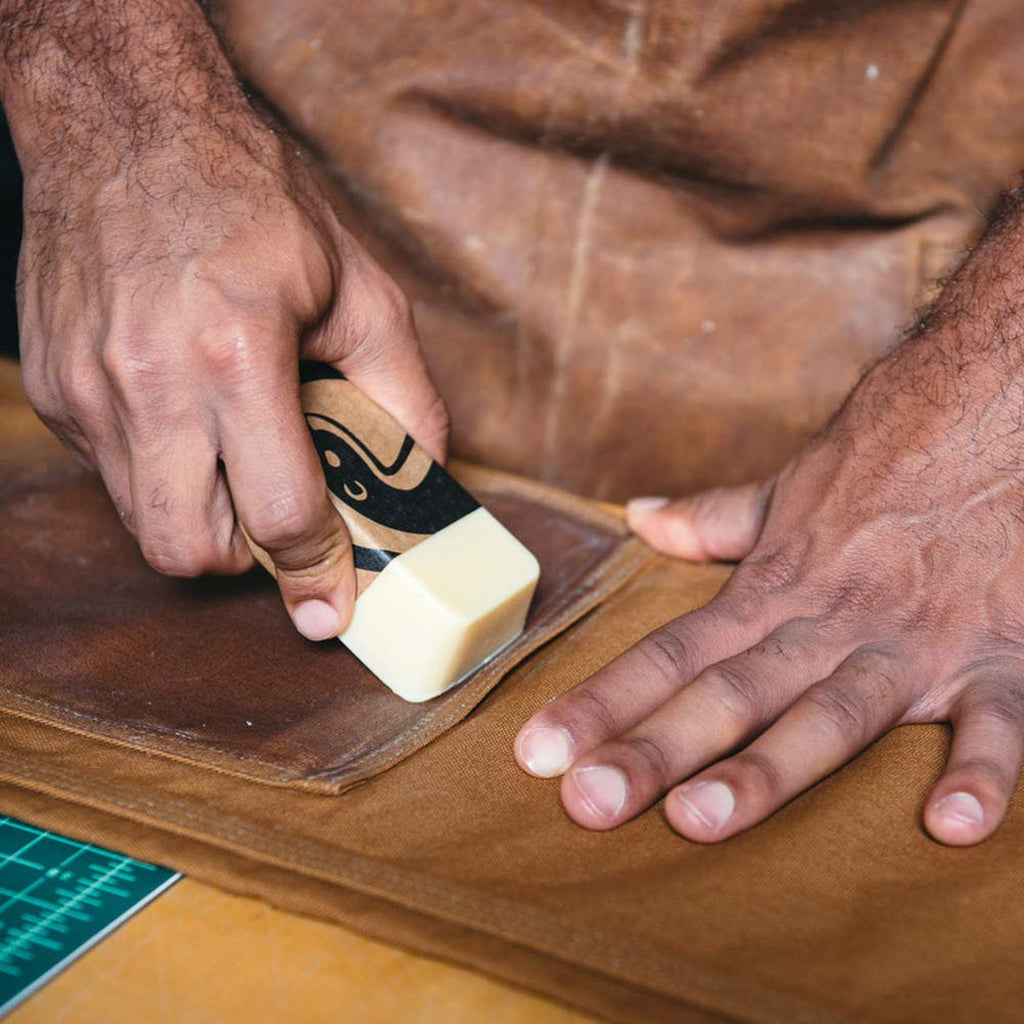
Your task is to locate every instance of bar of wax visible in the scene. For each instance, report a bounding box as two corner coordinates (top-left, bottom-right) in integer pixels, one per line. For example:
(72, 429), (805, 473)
(341, 505), (539, 701)
(247, 362), (541, 702)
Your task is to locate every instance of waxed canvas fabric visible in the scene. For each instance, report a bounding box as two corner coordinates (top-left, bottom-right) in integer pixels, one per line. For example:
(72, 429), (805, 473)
(2, 369), (1024, 1024)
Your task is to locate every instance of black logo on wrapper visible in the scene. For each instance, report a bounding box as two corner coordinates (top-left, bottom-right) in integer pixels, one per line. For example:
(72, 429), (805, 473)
(299, 362), (479, 579)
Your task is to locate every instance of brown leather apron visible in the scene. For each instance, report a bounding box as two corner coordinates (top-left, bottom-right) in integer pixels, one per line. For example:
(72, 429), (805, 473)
(213, 0), (1024, 500)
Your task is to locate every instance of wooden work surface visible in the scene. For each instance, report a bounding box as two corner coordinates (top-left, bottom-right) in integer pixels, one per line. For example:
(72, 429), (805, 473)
(8, 878), (594, 1023)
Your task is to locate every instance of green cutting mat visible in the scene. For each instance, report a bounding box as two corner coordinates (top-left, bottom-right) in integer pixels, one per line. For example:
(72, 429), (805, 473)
(0, 816), (178, 1017)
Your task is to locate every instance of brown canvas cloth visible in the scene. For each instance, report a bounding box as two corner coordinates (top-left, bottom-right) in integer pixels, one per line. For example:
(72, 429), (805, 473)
(212, 0), (1024, 502)
(3, 369), (1024, 1024)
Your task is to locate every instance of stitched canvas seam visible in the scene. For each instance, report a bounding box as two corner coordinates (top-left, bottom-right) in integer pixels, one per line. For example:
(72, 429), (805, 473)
(0, 538), (651, 789)
(0, 751), (856, 1024)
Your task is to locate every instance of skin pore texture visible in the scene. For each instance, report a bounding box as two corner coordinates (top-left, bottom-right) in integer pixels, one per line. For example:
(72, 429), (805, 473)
(516, 186), (1024, 847)
(0, 0), (449, 640)
(4, 3), (1024, 850)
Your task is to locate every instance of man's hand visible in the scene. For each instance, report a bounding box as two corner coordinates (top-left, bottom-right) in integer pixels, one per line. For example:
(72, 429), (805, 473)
(516, 191), (1024, 848)
(1, 0), (448, 639)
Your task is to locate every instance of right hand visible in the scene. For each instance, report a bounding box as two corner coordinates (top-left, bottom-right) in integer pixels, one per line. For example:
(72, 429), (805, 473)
(16, 106), (448, 640)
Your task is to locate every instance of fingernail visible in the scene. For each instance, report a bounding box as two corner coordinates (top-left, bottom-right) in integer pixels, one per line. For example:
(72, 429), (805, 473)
(678, 781), (735, 830)
(935, 791), (984, 826)
(626, 496), (670, 520)
(572, 765), (628, 819)
(293, 599), (341, 641)
(518, 726), (573, 777)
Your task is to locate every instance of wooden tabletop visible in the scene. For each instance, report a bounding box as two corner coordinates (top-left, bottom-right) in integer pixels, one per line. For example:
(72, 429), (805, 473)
(8, 878), (594, 1023)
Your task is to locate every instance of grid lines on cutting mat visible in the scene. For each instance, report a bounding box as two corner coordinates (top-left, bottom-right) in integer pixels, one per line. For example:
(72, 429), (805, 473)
(0, 815), (177, 1017)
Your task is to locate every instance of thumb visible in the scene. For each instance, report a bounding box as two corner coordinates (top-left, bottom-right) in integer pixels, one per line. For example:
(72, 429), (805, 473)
(219, 356), (357, 641)
(625, 480), (773, 562)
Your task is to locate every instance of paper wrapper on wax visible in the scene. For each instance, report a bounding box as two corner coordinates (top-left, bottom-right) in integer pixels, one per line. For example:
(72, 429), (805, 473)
(246, 363), (540, 702)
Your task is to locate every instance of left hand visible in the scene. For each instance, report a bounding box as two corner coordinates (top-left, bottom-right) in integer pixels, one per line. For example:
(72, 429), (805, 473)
(514, 307), (1024, 847)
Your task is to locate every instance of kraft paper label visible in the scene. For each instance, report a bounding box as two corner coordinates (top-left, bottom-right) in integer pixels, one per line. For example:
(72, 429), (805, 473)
(247, 363), (480, 595)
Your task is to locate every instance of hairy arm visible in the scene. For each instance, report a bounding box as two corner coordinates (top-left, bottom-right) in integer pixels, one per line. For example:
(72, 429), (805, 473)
(0, 0), (449, 639)
(0, 0), (255, 172)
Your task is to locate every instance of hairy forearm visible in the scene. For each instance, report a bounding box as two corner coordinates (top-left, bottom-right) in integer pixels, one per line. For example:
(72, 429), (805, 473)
(844, 184), (1024, 451)
(0, 0), (254, 171)
(0, 0), (298, 273)
(917, 183), (1024, 361)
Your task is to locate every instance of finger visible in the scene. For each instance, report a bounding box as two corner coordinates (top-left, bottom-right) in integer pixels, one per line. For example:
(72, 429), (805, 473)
(47, 358), (136, 529)
(559, 621), (847, 829)
(626, 481), (772, 562)
(924, 665), (1024, 847)
(514, 589), (775, 781)
(218, 354), (356, 640)
(22, 351), (103, 471)
(308, 253), (450, 463)
(88, 426), (136, 531)
(210, 469), (256, 574)
(73, 419), (136, 528)
(127, 430), (253, 578)
(665, 647), (907, 841)
(33, 406), (98, 467)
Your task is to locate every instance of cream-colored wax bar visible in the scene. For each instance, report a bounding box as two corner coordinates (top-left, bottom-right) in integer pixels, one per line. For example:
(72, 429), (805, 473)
(340, 506), (540, 702)
(246, 363), (541, 701)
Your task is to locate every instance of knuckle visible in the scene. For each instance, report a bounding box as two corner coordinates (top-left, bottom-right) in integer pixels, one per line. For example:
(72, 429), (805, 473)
(972, 676), (1024, 727)
(249, 495), (315, 550)
(616, 733), (672, 785)
(350, 278), (415, 353)
(197, 318), (269, 381)
(374, 280), (414, 334)
(713, 583), (777, 637)
(140, 536), (209, 577)
(955, 755), (1015, 793)
(803, 683), (869, 741)
(981, 696), (1024, 728)
(135, 489), (234, 577)
(54, 356), (80, 401)
(637, 627), (695, 686)
(731, 750), (785, 797)
(835, 651), (902, 708)
(100, 335), (160, 397)
(247, 493), (339, 569)
(58, 356), (104, 419)
(562, 684), (621, 738)
(21, 367), (62, 423)
(705, 662), (765, 724)
(713, 584), (760, 627)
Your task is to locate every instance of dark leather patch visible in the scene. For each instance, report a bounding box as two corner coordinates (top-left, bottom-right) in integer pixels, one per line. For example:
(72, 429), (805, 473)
(0, 437), (647, 792)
